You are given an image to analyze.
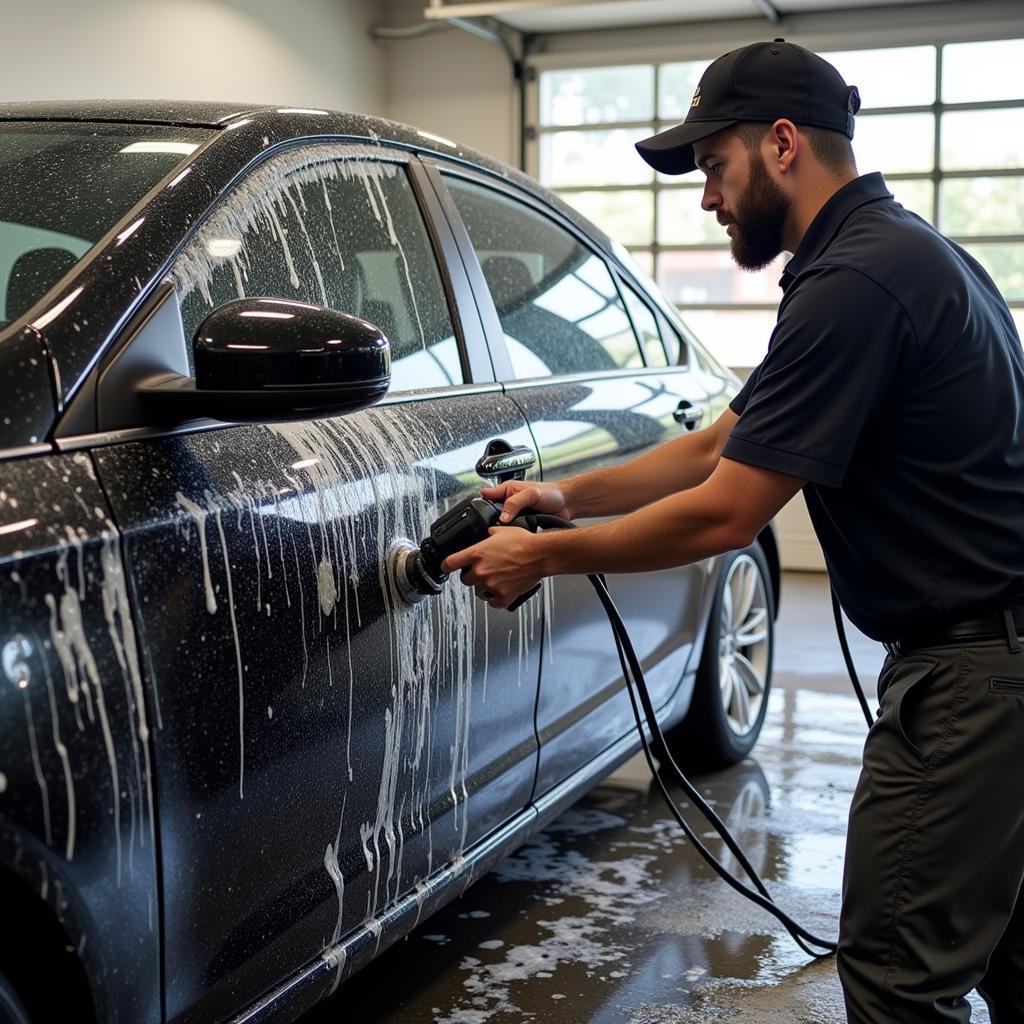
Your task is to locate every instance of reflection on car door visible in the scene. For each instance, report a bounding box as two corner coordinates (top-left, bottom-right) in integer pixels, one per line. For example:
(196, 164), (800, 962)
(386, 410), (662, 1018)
(438, 170), (712, 796)
(91, 147), (543, 1024)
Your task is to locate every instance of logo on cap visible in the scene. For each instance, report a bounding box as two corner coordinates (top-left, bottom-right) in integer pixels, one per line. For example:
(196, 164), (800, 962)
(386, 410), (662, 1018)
(691, 85), (701, 109)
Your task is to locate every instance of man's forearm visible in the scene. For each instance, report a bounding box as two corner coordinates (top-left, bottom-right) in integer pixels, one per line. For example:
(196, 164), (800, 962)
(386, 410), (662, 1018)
(443, 457), (803, 609)
(537, 484), (747, 577)
(561, 424), (722, 520)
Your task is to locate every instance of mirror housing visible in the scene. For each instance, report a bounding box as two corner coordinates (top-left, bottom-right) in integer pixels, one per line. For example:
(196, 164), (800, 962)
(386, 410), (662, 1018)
(139, 297), (391, 421)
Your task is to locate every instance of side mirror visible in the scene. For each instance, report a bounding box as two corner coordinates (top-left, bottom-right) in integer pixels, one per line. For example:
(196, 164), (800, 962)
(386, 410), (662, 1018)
(139, 297), (391, 421)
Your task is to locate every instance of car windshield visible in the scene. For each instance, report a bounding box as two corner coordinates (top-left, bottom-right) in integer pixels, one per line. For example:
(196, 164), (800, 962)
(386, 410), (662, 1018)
(0, 121), (212, 327)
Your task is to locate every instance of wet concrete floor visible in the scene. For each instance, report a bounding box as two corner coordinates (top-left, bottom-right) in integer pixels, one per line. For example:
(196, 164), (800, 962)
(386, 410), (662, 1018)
(303, 572), (992, 1023)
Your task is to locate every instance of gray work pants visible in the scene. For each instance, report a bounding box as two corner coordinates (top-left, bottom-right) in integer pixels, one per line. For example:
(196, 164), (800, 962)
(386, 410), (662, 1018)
(839, 636), (1024, 1022)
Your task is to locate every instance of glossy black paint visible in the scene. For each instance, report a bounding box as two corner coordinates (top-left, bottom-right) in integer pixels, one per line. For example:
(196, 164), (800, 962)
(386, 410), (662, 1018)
(0, 328), (55, 451)
(0, 101), (760, 1024)
(136, 298), (395, 423)
(0, 453), (160, 1024)
(193, 298), (391, 391)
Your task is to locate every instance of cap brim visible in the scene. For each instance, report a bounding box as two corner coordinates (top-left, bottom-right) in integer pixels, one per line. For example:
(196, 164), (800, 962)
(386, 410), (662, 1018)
(635, 119), (738, 175)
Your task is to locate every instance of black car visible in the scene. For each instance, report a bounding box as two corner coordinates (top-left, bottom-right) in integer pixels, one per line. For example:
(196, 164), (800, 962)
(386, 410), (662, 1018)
(0, 102), (779, 1024)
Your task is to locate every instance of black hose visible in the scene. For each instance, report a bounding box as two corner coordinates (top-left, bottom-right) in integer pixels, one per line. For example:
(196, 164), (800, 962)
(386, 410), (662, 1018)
(830, 585), (875, 729)
(521, 513), (838, 956)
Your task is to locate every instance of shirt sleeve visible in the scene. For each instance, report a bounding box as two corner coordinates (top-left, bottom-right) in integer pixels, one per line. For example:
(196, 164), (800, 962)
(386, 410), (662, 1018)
(729, 366), (760, 415)
(723, 265), (916, 487)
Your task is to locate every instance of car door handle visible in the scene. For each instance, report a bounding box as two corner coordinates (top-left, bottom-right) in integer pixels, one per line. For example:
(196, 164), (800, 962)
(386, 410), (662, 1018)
(476, 441), (536, 482)
(672, 400), (705, 430)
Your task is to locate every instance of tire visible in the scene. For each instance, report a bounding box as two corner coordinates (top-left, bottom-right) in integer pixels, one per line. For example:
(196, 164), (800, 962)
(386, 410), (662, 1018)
(666, 542), (775, 771)
(0, 973), (31, 1024)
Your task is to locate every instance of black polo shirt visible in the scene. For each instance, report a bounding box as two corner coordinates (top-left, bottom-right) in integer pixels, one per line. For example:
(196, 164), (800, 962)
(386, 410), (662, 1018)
(724, 172), (1024, 641)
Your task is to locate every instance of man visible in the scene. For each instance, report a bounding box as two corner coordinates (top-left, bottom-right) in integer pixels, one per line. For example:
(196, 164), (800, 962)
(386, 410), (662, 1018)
(442, 39), (1024, 1023)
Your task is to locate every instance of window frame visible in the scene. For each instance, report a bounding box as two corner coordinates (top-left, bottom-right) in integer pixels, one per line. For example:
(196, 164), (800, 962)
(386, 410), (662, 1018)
(528, 38), (1024, 365)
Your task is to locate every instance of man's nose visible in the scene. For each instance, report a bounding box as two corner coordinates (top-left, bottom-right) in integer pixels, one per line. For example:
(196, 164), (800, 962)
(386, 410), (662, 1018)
(701, 178), (721, 212)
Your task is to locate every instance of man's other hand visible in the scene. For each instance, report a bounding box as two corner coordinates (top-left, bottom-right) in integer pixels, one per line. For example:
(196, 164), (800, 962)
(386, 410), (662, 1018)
(481, 480), (573, 524)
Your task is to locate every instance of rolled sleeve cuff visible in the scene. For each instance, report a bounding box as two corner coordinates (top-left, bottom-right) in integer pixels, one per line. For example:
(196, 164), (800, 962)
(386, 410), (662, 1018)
(723, 434), (845, 488)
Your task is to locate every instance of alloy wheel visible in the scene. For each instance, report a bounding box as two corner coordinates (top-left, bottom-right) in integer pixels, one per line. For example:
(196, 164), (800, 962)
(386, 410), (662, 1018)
(716, 553), (771, 737)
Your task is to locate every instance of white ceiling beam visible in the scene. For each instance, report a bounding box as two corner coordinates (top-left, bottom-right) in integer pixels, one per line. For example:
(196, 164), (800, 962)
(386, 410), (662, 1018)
(423, 0), (610, 18)
(750, 0), (783, 23)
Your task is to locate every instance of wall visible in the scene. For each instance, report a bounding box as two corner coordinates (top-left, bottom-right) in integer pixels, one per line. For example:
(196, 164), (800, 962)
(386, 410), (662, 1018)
(379, 0), (517, 165)
(0, 0), (386, 114)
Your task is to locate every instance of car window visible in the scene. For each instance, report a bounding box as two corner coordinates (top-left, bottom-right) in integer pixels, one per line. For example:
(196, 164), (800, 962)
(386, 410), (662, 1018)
(0, 122), (211, 327)
(620, 280), (668, 367)
(656, 309), (688, 367)
(171, 148), (462, 391)
(443, 175), (644, 379)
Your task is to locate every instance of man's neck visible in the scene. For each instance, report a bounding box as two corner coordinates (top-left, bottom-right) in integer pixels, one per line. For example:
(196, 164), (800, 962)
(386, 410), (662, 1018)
(782, 171), (859, 254)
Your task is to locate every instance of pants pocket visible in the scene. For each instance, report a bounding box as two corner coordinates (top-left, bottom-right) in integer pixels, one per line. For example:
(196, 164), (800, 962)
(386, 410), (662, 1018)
(990, 676), (1024, 696)
(881, 656), (942, 764)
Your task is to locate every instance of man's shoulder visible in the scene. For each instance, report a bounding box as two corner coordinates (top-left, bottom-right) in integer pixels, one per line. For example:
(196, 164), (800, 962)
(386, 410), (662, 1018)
(791, 201), (967, 316)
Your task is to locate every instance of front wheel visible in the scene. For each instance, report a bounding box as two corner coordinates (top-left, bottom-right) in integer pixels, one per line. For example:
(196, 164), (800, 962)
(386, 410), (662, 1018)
(666, 543), (775, 770)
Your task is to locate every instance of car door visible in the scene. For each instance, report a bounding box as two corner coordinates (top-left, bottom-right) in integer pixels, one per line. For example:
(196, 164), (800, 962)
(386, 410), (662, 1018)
(87, 146), (543, 1024)
(432, 166), (712, 796)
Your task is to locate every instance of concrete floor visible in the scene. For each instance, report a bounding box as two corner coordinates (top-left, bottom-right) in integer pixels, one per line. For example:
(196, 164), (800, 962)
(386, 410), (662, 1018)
(303, 572), (992, 1023)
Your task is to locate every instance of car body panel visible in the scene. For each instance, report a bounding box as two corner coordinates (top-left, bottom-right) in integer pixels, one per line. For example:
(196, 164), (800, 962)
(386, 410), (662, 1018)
(0, 451), (160, 1024)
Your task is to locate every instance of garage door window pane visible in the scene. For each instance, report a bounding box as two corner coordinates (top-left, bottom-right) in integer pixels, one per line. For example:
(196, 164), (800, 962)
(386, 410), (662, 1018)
(1011, 307), (1024, 341)
(174, 153), (461, 390)
(818, 46), (936, 107)
(557, 190), (653, 245)
(941, 177), (1024, 236)
(682, 309), (779, 368)
(659, 60), (713, 121)
(445, 175), (644, 377)
(941, 110), (1024, 171)
(540, 66), (654, 126)
(854, 113), (935, 174)
(541, 128), (654, 187)
(961, 243), (1024, 301)
(943, 39), (1024, 103)
(656, 250), (786, 306)
(890, 179), (934, 222)
(658, 187), (725, 245)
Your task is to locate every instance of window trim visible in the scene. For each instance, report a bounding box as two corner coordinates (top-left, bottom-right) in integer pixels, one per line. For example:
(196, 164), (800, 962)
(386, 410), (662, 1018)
(614, 269), (670, 368)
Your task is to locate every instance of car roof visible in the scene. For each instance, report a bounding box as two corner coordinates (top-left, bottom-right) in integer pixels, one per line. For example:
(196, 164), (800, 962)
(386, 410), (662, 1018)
(0, 99), (269, 126)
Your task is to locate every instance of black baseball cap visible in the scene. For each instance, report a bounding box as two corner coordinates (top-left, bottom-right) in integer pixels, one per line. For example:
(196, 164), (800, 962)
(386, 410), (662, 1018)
(636, 40), (860, 175)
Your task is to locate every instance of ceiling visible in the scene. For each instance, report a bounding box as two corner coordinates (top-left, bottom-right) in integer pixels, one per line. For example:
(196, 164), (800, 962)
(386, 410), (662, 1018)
(422, 0), (962, 33)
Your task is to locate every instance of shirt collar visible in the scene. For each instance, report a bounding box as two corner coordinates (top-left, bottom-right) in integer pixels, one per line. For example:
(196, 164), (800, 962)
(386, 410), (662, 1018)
(779, 172), (893, 292)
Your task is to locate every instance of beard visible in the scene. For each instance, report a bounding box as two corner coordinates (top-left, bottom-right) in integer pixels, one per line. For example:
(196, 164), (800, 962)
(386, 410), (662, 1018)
(727, 151), (791, 272)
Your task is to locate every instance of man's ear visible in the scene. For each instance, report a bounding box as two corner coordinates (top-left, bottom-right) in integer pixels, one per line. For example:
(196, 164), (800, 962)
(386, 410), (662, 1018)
(768, 119), (799, 174)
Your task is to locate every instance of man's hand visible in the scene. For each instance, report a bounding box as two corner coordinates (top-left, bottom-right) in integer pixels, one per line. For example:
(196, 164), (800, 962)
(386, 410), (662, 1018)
(481, 480), (573, 524)
(440, 526), (546, 609)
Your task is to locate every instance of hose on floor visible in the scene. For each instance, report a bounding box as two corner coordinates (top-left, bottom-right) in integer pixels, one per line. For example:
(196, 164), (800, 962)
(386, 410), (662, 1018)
(524, 513), (839, 958)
